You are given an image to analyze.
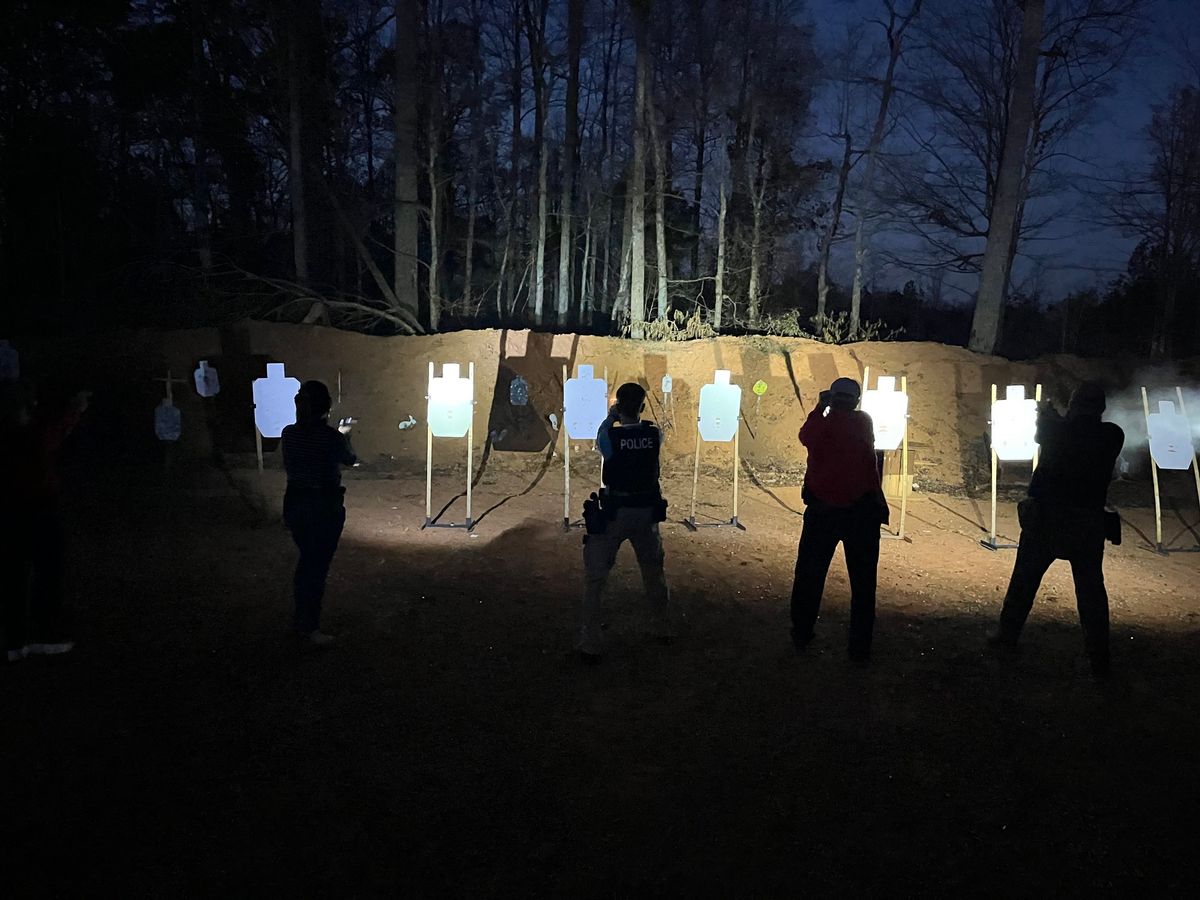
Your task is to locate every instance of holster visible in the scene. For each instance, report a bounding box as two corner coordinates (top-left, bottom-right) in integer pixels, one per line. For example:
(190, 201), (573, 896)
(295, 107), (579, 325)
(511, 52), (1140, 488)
(582, 492), (608, 535)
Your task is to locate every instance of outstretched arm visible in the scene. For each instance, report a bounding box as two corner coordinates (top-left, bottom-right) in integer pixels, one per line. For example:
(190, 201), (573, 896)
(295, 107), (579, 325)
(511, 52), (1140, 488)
(595, 408), (620, 461)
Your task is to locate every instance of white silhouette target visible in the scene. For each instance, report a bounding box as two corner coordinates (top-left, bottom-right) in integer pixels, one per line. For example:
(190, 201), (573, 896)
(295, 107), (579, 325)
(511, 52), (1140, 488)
(155, 400), (182, 442)
(698, 370), (742, 443)
(564, 364), (608, 440)
(252, 363), (300, 438)
(0, 340), (17, 381)
(1147, 400), (1195, 471)
(861, 375), (908, 451)
(194, 360), (220, 398)
(992, 385), (1039, 462)
(427, 362), (473, 438)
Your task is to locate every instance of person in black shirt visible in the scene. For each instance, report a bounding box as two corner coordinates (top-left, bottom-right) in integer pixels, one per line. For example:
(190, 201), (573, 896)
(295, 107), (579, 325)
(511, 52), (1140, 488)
(578, 382), (671, 660)
(281, 380), (356, 646)
(990, 381), (1124, 677)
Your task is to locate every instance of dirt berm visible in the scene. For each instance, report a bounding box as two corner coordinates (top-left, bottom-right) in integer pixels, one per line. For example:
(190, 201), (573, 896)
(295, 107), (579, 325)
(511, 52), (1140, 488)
(17, 323), (1197, 490)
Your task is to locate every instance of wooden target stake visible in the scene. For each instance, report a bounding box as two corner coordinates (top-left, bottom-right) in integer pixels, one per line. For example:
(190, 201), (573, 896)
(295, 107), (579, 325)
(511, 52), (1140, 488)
(1141, 387), (1164, 551)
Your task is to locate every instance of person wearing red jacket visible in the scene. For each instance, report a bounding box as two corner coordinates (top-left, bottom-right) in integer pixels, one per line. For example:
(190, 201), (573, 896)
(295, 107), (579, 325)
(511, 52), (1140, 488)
(790, 377), (889, 661)
(1, 382), (88, 662)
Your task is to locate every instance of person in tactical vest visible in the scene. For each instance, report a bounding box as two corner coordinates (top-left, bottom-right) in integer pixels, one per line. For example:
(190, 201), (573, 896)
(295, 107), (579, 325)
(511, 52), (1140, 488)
(577, 382), (672, 661)
(790, 377), (889, 662)
(990, 381), (1124, 678)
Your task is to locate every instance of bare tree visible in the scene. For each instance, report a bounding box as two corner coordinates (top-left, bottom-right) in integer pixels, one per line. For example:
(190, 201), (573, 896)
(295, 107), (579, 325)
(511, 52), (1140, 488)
(648, 91), (669, 320)
(892, 0), (1141, 351)
(1108, 85), (1200, 358)
(628, 0), (649, 338)
(969, 0), (1044, 353)
(714, 180), (727, 330)
(394, 0), (421, 319)
(556, 0), (584, 323)
(848, 0), (923, 333)
(523, 0), (550, 325)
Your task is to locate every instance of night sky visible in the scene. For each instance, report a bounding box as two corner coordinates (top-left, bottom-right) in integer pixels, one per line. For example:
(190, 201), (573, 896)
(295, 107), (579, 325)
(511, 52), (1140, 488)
(809, 0), (1200, 299)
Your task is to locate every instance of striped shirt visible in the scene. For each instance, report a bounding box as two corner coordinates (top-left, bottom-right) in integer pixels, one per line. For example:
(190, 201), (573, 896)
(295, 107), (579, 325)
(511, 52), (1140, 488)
(281, 422), (356, 488)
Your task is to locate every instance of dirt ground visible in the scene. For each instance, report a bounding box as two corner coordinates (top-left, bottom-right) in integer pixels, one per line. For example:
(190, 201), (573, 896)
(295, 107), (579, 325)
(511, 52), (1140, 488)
(3, 451), (1200, 898)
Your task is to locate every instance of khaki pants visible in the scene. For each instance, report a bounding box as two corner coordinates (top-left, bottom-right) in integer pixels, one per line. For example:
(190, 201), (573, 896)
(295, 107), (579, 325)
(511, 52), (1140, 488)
(579, 505), (671, 654)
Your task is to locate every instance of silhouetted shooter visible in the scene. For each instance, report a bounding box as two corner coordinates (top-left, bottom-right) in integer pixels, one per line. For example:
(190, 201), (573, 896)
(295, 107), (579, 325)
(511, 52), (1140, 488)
(990, 382), (1124, 678)
(578, 382), (672, 661)
(281, 380), (356, 646)
(790, 377), (889, 662)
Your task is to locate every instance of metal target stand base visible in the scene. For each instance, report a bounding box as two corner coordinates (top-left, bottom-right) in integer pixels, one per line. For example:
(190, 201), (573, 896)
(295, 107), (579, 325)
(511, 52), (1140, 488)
(422, 517), (475, 532)
(979, 538), (1017, 552)
(685, 410), (746, 534)
(683, 516), (746, 532)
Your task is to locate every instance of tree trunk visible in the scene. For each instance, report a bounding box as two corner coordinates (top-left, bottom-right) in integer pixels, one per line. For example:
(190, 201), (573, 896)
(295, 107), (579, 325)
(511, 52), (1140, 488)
(463, 0), (483, 311)
(427, 121), (441, 329)
(287, 17), (309, 283)
(525, 0), (549, 326)
(969, 0), (1044, 354)
(581, 204), (593, 323)
(190, 0), (212, 271)
(426, 3), (442, 330)
(648, 94), (669, 320)
(393, 0), (421, 318)
(816, 131), (853, 319)
(505, 2), (522, 317)
(628, 0), (649, 339)
(556, 0), (583, 324)
(614, 178), (634, 318)
(850, 0), (923, 334)
(714, 181), (726, 332)
(850, 216), (867, 333)
(464, 152), (477, 310)
(747, 141), (767, 325)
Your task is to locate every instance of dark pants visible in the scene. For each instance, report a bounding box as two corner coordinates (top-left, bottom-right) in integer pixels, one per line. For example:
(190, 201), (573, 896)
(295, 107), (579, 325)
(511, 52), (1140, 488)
(2, 508), (68, 651)
(790, 503), (881, 653)
(998, 504), (1110, 670)
(285, 489), (346, 635)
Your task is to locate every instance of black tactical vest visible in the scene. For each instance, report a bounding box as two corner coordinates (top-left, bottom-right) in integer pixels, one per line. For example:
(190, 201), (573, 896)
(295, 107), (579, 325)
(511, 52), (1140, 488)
(603, 421), (661, 498)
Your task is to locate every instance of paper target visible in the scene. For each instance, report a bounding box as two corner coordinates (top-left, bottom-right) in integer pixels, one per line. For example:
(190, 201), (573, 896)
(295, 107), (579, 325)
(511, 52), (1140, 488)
(154, 401), (182, 442)
(252, 363), (300, 438)
(428, 362), (474, 438)
(194, 360), (220, 398)
(1147, 400), (1195, 471)
(661, 375), (673, 394)
(698, 370), (741, 443)
(564, 364), (608, 440)
(861, 375), (909, 452)
(0, 340), (17, 381)
(992, 385), (1038, 462)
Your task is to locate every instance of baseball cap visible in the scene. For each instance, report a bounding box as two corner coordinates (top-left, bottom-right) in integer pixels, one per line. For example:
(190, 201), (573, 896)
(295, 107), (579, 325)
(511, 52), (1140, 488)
(829, 377), (861, 399)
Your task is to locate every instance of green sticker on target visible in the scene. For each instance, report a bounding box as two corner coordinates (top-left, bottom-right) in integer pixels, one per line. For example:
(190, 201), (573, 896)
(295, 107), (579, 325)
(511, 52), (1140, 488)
(752, 379), (768, 396)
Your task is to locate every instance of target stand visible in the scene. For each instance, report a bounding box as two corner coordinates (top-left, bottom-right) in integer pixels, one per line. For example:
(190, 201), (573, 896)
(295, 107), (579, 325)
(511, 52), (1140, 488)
(423, 361), (476, 532)
(1141, 386), (1200, 554)
(562, 364), (608, 531)
(862, 367), (911, 542)
(685, 370), (746, 532)
(981, 383), (1041, 551)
